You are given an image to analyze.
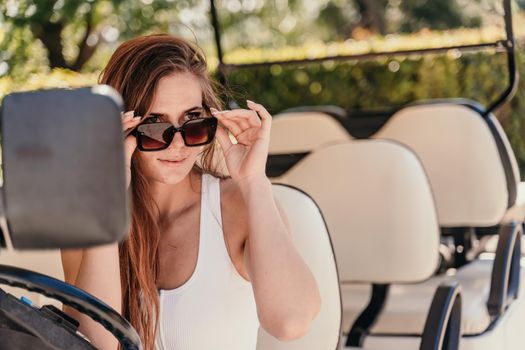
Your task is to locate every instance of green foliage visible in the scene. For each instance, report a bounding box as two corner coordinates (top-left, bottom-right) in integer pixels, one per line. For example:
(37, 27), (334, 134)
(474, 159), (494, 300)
(223, 51), (509, 112)
(216, 0), (486, 52)
(399, 0), (481, 32)
(508, 50), (525, 175)
(0, 0), (199, 76)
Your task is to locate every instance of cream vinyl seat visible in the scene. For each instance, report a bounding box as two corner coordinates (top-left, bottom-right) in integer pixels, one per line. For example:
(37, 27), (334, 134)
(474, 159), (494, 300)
(276, 139), (462, 349)
(359, 100), (525, 349)
(267, 111), (352, 179)
(374, 101), (524, 228)
(269, 111), (351, 154)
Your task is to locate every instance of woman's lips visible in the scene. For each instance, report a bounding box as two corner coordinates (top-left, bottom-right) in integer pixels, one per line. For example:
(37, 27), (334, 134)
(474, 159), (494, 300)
(158, 158), (187, 166)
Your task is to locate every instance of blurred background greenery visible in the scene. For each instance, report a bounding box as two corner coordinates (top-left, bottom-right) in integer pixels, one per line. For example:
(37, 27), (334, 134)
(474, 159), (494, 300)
(1, 0), (525, 172)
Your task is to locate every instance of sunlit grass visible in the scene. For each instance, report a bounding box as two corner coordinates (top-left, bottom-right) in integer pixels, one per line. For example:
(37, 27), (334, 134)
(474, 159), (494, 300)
(0, 69), (99, 100)
(222, 24), (525, 66)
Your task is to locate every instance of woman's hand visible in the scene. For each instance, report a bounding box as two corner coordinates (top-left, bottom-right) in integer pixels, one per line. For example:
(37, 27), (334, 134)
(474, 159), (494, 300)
(121, 110), (142, 187)
(212, 100), (272, 186)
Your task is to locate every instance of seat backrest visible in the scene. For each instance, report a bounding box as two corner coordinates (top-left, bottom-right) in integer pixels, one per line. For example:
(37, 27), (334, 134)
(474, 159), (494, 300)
(374, 101), (520, 227)
(277, 140), (440, 284)
(267, 111), (353, 179)
(269, 112), (352, 155)
(257, 185), (341, 350)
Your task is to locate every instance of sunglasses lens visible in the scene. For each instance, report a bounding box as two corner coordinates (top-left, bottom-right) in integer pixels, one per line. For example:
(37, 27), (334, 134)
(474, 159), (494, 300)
(135, 117), (217, 150)
(137, 123), (171, 150)
(183, 118), (217, 146)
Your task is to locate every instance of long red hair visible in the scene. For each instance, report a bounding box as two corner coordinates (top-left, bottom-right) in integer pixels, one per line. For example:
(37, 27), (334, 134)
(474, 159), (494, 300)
(99, 34), (224, 350)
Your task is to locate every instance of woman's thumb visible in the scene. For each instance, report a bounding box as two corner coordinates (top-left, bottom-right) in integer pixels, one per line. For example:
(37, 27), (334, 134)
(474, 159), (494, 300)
(123, 135), (137, 167)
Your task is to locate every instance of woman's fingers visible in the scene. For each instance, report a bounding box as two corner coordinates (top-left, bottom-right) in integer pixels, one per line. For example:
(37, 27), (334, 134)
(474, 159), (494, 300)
(123, 121), (141, 135)
(213, 108), (261, 129)
(121, 110), (134, 121)
(123, 135), (136, 188)
(224, 115), (251, 130)
(121, 111), (143, 135)
(216, 117), (243, 137)
(246, 100), (271, 132)
(121, 110), (136, 128)
(123, 134), (137, 167)
(120, 111), (141, 168)
(211, 101), (269, 131)
(213, 113), (261, 144)
(215, 125), (234, 154)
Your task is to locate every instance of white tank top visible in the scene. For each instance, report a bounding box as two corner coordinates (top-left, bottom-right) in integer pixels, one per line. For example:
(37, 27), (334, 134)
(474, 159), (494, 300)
(155, 174), (259, 350)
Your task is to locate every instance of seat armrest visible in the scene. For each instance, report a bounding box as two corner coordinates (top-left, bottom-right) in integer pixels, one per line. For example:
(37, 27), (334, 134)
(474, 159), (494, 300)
(420, 281), (462, 350)
(487, 222), (522, 317)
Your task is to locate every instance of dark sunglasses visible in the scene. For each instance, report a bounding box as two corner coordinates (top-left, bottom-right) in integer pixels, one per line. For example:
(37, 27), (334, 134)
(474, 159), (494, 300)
(131, 116), (218, 151)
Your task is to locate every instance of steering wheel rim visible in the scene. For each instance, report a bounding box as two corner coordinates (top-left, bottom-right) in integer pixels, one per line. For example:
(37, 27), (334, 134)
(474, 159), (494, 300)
(0, 264), (142, 350)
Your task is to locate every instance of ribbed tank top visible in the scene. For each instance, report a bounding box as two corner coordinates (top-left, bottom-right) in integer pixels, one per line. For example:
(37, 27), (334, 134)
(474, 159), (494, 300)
(155, 174), (259, 350)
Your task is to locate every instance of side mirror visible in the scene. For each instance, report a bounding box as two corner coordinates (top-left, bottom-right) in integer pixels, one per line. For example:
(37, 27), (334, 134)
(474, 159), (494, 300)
(0, 85), (129, 249)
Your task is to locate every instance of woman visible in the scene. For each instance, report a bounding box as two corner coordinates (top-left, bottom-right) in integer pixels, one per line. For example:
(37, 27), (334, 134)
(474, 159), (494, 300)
(61, 34), (320, 350)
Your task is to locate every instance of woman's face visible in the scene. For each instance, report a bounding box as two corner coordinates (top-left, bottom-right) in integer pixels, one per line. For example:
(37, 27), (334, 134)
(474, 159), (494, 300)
(136, 71), (206, 185)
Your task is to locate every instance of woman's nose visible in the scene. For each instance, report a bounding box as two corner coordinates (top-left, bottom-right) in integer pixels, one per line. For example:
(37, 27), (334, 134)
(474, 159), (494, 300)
(167, 130), (185, 149)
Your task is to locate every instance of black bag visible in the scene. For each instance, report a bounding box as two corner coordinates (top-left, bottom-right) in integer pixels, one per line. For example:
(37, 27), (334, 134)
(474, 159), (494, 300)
(0, 288), (96, 350)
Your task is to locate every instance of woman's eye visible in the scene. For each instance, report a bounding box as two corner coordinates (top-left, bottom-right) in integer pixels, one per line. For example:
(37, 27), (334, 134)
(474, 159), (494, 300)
(186, 112), (203, 120)
(144, 116), (160, 123)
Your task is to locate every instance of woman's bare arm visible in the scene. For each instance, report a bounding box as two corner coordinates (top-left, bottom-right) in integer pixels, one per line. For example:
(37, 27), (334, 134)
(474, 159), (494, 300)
(61, 243), (121, 350)
(239, 176), (321, 341)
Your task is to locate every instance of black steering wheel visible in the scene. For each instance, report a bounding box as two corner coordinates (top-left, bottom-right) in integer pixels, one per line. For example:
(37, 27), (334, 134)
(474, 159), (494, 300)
(0, 264), (142, 350)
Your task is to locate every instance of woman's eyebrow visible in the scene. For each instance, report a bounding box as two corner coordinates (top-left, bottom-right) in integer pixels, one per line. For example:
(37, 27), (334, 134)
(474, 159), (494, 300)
(148, 106), (203, 118)
(183, 106), (204, 114)
(147, 106), (204, 120)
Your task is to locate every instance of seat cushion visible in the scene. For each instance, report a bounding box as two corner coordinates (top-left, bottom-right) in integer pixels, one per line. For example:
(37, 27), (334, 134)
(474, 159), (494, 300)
(342, 259), (501, 336)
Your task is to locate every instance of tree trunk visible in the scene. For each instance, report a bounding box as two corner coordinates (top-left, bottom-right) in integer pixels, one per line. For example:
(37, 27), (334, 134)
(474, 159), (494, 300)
(30, 22), (68, 69)
(30, 12), (98, 72)
(71, 8), (100, 72)
(357, 0), (386, 35)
